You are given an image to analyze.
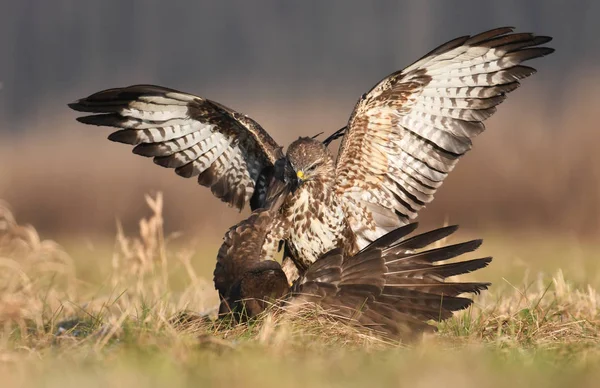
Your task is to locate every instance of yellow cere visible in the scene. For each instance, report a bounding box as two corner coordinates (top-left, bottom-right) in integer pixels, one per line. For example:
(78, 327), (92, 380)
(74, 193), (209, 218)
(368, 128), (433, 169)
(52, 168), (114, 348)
(297, 170), (305, 180)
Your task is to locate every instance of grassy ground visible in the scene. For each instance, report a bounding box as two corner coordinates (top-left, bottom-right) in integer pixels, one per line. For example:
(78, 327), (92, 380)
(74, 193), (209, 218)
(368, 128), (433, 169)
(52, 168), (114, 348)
(1, 194), (599, 388)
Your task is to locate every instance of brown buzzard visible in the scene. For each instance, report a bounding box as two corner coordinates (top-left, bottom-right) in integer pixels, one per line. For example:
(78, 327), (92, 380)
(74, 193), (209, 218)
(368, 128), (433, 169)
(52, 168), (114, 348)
(69, 27), (553, 278)
(214, 200), (491, 340)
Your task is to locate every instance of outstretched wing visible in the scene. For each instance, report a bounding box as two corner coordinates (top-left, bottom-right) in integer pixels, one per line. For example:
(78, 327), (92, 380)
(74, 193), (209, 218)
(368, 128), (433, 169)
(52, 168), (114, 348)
(334, 28), (554, 247)
(290, 223), (491, 340)
(69, 85), (283, 210)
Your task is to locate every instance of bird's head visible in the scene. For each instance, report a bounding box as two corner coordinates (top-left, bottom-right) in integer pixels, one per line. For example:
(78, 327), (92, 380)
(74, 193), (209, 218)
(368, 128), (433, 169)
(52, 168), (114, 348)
(221, 260), (290, 320)
(279, 137), (335, 191)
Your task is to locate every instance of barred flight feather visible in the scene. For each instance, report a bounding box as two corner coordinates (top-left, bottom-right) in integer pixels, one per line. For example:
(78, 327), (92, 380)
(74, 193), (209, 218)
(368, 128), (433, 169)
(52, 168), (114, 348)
(335, 27), (554, 249)
(69, 84), (283, 210)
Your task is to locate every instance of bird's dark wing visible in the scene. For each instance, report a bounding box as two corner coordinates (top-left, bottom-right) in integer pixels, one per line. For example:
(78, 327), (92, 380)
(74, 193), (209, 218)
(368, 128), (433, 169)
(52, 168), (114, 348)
(376, 224), (490, 324)
(289, 223), (491, 340)
(69, 84), (284, 210)
(334, 28), (554, 248)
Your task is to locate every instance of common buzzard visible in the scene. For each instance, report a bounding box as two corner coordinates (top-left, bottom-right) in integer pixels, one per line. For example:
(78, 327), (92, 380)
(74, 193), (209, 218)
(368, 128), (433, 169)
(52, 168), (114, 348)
(69, 27), (553, 279)
(214, 197), (490, 340)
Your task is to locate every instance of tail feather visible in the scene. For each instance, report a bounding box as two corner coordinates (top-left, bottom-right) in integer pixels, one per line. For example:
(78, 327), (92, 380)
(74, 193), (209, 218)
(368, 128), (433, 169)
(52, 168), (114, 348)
(385, 239), (482, 264)
(380, 288), (474, 310)
(299, 249), (343, 285)
(386, 225), (459, 251)
(356, 222), (419, 254)
(385, 257), (492, 280)
(383, 281), (490, 296)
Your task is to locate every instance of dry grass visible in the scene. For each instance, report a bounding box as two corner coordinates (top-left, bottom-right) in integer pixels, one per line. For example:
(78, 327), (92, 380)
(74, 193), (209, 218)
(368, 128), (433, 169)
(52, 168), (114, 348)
(0, 199), (76, 336)
(0, 194), (599, 387)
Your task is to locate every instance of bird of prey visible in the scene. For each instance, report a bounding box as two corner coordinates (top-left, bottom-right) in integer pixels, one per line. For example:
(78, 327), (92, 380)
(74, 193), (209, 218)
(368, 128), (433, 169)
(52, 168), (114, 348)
(213, 199), (491, 340)
(69, 27), (554, 279)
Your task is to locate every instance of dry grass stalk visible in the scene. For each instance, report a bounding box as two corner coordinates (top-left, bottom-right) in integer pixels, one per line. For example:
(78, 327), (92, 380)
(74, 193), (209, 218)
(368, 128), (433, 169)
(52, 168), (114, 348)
(440, 269), (600, 346)
(0, 200), (76, 338)
(0, 192), (599, 358)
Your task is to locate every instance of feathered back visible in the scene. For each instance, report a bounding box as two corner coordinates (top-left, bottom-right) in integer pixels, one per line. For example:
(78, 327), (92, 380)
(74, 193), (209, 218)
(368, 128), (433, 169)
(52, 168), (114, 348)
(214, 210), (273, 300)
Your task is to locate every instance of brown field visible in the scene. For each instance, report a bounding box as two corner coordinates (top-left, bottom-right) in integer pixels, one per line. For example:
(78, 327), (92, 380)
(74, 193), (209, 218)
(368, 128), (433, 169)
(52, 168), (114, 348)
(0, 191), (599, 387)
(0, 75), (599, 387)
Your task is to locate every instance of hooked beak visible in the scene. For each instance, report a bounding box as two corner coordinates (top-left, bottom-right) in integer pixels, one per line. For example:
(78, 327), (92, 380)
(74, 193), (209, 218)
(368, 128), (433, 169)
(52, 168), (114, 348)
(289, 167), (302, 193)
(274, 157), (302, 193)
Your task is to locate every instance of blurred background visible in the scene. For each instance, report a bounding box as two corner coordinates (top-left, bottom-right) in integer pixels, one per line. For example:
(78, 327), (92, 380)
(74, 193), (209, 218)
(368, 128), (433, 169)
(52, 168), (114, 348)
(0, 0), (598, 251)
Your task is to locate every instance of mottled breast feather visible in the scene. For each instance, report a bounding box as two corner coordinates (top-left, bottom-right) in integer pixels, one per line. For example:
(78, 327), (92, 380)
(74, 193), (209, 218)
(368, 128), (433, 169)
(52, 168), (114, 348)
(334, 27), (554, 248)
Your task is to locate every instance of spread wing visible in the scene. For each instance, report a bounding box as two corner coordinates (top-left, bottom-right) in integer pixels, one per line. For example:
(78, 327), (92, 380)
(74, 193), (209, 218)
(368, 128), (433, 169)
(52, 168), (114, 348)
(334, 27), (554, 247)
(290, 223), (491, 340)
(214, 214), (491, 340)
(69, 85), (284, 210)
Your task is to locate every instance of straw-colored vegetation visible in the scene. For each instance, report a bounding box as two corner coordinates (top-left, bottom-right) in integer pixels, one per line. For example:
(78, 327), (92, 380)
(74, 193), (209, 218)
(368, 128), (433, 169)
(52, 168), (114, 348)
(1, 8), (598, 385)
(0, 193), (599, 388)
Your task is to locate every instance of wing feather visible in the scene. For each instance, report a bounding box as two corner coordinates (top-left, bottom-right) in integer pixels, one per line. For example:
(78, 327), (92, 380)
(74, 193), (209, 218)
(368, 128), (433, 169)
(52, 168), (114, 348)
(289, 224), (490, 339)
(69, 84), (283, 210)
(335, 28), (554, 247)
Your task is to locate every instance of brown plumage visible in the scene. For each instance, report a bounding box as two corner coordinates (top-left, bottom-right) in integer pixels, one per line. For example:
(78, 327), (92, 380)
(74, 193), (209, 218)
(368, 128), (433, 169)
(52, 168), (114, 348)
(69, 85), (283, 210)
(69, 28), (553, 279)
(333, 28), (555, 249)
(215, 204), (491, 340)
(214, 207), (290, 317)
